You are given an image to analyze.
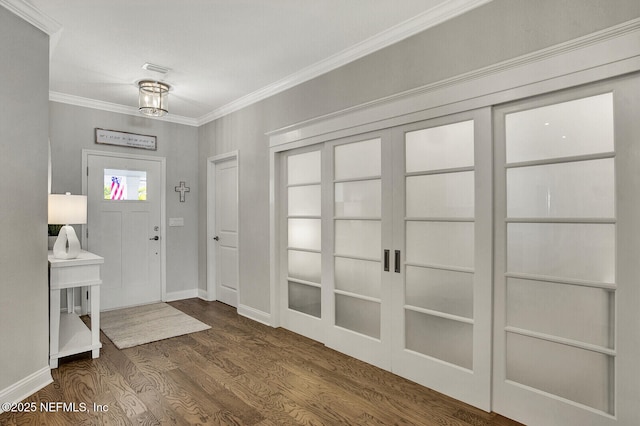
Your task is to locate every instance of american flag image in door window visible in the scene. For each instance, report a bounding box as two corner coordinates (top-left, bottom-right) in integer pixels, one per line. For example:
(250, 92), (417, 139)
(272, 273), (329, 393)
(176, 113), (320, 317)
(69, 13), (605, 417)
(110, 176), (125, 200)
(104, 169), (147, 200)
(104, 175), (126, 200)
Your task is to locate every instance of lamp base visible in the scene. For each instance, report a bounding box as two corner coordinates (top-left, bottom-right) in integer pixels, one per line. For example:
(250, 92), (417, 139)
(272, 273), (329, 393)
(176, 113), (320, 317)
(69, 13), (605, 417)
(52, 225), (81, 259)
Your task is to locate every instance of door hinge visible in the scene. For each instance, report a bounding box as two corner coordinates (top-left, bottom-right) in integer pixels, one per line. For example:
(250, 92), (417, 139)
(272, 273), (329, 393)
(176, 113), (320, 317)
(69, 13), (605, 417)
(86, 229), (89, 238)
(86, 166), (89, 176)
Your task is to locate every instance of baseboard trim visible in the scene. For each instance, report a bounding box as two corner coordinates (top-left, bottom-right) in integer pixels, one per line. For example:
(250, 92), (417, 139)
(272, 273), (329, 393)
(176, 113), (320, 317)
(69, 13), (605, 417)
(165, 289), (199, 302)
(197, 288), (212, 301)
(0, 366), (52, 413)
(238, 304), (273, 327)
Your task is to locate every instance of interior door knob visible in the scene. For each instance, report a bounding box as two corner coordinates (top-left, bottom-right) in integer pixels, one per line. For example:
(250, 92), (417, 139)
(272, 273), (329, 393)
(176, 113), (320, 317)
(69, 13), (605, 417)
(213, 236), (219, 241)
(149, 236), (159, 241)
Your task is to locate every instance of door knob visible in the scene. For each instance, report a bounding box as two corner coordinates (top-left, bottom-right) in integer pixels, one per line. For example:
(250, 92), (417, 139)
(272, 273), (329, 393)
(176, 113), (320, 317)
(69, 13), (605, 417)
(149, 236), (160, 241)
(213, 236), (219, 241)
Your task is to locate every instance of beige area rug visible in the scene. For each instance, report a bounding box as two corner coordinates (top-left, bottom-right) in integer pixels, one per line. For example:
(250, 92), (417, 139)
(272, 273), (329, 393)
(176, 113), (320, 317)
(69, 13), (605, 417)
(100, 303), (211, 349)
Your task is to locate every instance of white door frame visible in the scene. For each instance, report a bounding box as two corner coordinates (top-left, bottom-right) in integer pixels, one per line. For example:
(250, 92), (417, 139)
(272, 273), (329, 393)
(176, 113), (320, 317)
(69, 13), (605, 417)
(206, 151), (239, 302)
(81, 149), (167, 302)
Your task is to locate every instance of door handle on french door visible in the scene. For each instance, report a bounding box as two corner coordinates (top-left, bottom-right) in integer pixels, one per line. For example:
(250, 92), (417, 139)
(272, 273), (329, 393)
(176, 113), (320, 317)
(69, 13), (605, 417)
(149, 236), (159, 241)
(394, 250), (401, 273)
(384, 249), (390, 271)
(213, 236), (219, 241)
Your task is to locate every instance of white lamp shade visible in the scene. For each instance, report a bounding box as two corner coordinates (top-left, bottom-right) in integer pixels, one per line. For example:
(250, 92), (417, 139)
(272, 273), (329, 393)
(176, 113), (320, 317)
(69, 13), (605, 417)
(48, 193), (87, 225)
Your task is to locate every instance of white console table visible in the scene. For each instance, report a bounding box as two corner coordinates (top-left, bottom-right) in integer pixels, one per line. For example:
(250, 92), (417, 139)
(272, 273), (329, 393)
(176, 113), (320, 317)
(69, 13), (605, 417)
(48, 250), (103, 368)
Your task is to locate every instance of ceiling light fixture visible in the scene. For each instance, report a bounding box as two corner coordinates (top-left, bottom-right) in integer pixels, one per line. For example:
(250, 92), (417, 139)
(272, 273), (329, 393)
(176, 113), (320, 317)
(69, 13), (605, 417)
(138, 80), (170, 117)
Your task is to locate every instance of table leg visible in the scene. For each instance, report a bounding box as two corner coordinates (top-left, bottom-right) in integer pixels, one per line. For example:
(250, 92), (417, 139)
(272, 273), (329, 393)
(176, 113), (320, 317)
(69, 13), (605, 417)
(66, 288), (73, 314)
(90, 285), (101, 358)
(50, 288), (60, 369)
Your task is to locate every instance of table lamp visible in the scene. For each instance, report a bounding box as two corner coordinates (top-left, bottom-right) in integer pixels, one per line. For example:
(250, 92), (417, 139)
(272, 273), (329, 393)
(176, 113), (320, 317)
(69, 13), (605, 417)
(48, 192), (87, 259)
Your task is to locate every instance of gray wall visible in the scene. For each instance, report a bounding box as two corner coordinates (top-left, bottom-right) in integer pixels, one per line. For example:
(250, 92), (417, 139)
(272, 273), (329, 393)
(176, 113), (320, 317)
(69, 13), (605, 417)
(0, 7), (50, 391)
(2, 0), (639, 401)
(198, 0), (640, 314)
(49, 103), (199, 296)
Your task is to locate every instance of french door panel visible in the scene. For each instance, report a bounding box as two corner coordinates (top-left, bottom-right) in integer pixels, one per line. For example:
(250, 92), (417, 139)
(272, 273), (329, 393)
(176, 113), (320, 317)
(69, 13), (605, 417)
(325, 130), (394, 370)
(391, 109), (493, 411)
(279, 112), (493, 409)
(492, 76), (640, 425)
(279, 146), (326, 343)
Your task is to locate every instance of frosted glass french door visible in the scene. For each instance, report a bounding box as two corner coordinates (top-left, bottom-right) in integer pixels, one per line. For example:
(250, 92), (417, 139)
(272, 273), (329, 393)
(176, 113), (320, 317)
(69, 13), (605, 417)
(325, 131), (394, 370)
(280, 147), (325, 343)
(492, 77), (640, 425)
(281, 114), (493, 409)
(391, 109), (493, 410)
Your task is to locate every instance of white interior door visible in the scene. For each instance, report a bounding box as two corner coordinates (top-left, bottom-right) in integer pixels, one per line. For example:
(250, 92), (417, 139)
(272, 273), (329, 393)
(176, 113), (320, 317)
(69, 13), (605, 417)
(326, 131), (393, 370)
(209, 155), (239, 307)
(279, 147), (325, 342)
(492, 77), (640, 425)
(86, 152), (163, 311)
(278, 116), (492, 406)
(391, 110), (493, 410)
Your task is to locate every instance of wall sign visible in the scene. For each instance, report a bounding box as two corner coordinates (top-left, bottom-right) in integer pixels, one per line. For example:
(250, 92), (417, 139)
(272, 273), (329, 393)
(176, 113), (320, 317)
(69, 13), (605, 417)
(95, 128), (157, 150)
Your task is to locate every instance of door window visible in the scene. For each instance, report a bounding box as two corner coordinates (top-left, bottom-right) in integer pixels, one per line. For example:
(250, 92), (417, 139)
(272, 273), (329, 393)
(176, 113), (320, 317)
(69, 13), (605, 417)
(286, 151), (322, 318)
(103, 168), (147, 201)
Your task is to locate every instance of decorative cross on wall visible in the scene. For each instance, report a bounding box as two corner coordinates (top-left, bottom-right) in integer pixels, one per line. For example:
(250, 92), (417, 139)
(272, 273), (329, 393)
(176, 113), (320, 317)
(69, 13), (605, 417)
(175, 181), (190, 202)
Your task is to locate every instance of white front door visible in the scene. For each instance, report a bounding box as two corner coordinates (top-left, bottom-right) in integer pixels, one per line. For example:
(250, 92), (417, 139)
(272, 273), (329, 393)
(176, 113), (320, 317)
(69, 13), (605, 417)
(208, 154), (239, 307)
(86, 152), (164, 310)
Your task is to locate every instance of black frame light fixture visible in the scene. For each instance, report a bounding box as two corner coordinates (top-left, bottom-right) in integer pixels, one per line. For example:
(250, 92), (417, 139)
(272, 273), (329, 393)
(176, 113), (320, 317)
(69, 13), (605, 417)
(138, 80), (170, 117)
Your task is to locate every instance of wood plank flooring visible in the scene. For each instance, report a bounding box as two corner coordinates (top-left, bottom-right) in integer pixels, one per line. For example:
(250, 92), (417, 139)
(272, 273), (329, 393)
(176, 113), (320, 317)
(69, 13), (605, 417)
(0, 299), (522, 425)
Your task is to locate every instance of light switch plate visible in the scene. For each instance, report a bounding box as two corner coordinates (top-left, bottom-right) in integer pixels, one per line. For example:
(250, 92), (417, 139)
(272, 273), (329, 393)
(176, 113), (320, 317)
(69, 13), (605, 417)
(169, 217), (184, 227)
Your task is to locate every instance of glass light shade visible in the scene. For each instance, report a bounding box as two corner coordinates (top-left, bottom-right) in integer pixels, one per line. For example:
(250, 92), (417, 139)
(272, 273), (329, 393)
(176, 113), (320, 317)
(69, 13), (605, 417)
(138, 80), (170, 117)
(48, 193), (87, 225)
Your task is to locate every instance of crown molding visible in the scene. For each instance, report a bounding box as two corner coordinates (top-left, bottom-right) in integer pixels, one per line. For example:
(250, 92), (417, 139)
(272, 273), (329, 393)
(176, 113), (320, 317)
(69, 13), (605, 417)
(266, 16), (640, 147)
(0, 0), (61, 35)
(49, 92), (199, 127)
(0, 0), (63, 57)
(26, 0), (491, 127)
(196, 0), (493, 126)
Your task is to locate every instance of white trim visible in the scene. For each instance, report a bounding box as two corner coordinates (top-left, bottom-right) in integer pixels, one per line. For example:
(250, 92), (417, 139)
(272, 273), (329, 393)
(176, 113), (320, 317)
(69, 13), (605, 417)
(197, 0), (492, 125)
(80, 149), (167, 306)
(209, 151), (239, 163)
(267, 17), (640, 147)
(207, 151), (240, 306)
(0, 0), (63, 59)
(0, 366), (52, 413)
(238, 304), (272, 327)
(49, 92), (199, 127)
(0, 0), (61, 35)
(165, 289), (199, 302)
(268, 149), (280, 328)
(197, 288), (209, 300)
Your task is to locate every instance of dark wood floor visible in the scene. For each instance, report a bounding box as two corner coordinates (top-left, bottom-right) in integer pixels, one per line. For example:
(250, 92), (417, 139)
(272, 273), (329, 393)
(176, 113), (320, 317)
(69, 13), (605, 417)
(1, 299), (522, 425)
